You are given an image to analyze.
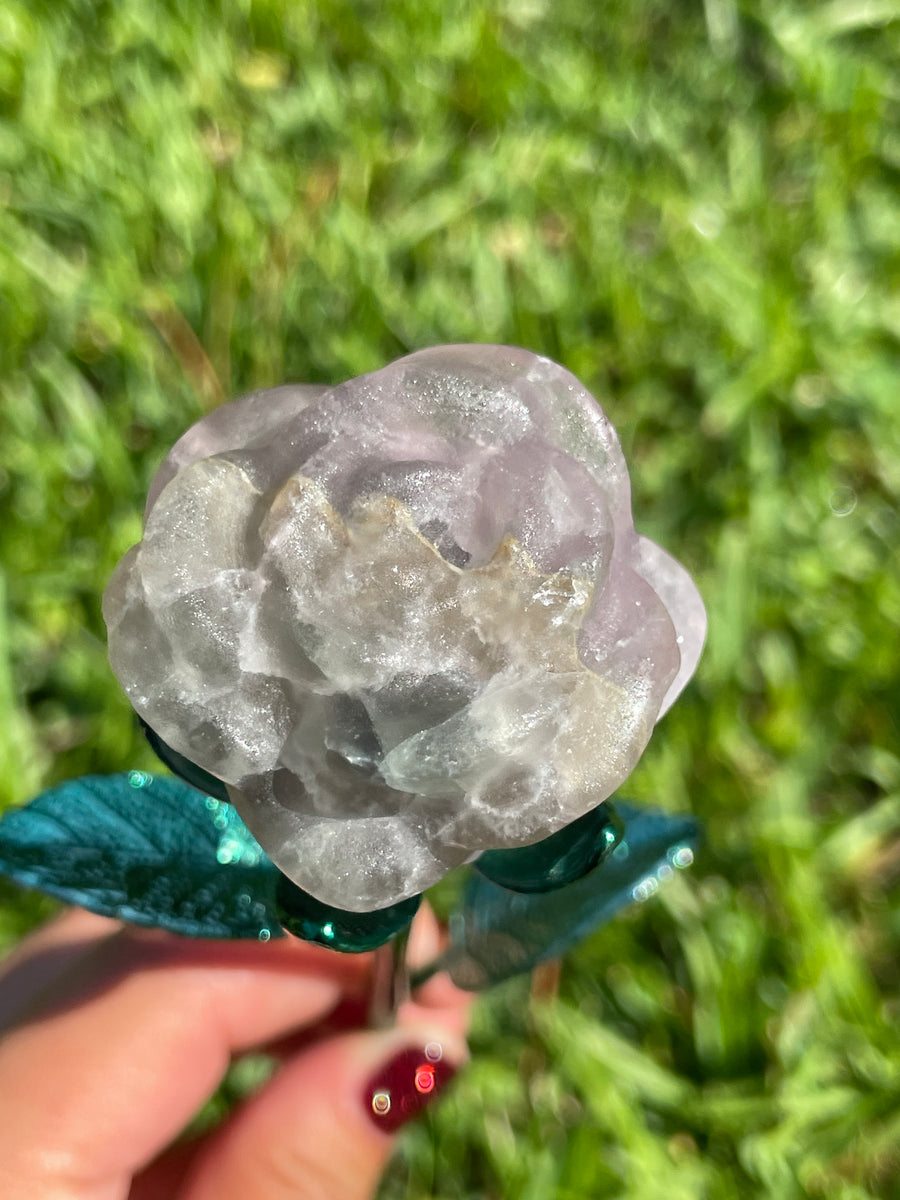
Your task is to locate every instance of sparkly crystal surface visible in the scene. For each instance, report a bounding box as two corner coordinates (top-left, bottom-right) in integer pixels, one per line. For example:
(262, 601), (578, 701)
(103, 345), (706, 911)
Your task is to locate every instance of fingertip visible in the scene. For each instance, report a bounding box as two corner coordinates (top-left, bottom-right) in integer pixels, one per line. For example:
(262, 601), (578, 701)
(180, 1025), (468, 1200)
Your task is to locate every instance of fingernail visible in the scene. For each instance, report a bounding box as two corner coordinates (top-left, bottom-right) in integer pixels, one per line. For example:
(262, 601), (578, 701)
(363, 1040), (458, 1132)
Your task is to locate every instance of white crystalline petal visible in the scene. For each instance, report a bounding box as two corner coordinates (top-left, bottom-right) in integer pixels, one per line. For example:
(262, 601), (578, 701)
(140, 458), (261, 600)
(230, 771), (469, 912)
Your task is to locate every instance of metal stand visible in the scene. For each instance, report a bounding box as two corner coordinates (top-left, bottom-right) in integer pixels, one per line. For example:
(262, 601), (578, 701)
(367, 925), (411, 1029)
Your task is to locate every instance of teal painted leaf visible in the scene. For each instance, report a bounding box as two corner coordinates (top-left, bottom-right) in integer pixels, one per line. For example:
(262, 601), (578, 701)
(441, 803), (701, 990)
(0, 773), (283, 940)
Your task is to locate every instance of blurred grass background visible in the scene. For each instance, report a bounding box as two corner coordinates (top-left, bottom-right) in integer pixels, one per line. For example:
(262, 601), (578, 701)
(1, 0), (899, 1196)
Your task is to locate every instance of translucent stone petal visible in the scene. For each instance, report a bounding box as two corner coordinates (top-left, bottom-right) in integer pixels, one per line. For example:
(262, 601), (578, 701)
(146, 384), (329, 513)
(631, 536), (707, 718)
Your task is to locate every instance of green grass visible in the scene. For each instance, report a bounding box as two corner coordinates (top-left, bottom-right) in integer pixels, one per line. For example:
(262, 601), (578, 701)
(2, 1), (900, 1195)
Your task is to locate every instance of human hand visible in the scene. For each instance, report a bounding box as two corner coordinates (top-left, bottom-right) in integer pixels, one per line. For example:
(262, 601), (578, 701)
(0, 905), (470, 1199)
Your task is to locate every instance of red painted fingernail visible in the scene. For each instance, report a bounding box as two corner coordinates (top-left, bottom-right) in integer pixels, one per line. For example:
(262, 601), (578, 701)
(364, 1041), (458, 1132)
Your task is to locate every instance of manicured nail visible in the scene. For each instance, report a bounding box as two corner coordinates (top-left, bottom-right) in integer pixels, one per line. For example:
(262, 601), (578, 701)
(364, 1040), (458, 1132)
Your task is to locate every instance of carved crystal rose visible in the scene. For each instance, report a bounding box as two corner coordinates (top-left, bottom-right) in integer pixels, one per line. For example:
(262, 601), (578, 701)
(103, 346), (706, 911)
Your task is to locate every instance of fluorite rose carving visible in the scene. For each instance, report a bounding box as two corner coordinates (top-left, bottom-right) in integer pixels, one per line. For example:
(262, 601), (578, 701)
(103, 346), (706, 911)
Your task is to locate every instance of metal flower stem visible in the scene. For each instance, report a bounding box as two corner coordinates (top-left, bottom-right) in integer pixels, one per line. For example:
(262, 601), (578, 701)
(368, 925), (412, 1029)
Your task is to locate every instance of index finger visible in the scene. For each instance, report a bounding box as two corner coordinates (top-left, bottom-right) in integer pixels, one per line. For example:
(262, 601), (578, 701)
(0, 921), (372, 1199)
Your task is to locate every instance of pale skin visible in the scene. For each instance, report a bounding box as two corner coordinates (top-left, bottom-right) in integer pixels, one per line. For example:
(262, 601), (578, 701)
(0, 905), (470, 1200)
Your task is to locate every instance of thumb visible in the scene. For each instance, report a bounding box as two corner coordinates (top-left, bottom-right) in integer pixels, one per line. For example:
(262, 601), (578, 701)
(179, 1023), (468, 1200)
